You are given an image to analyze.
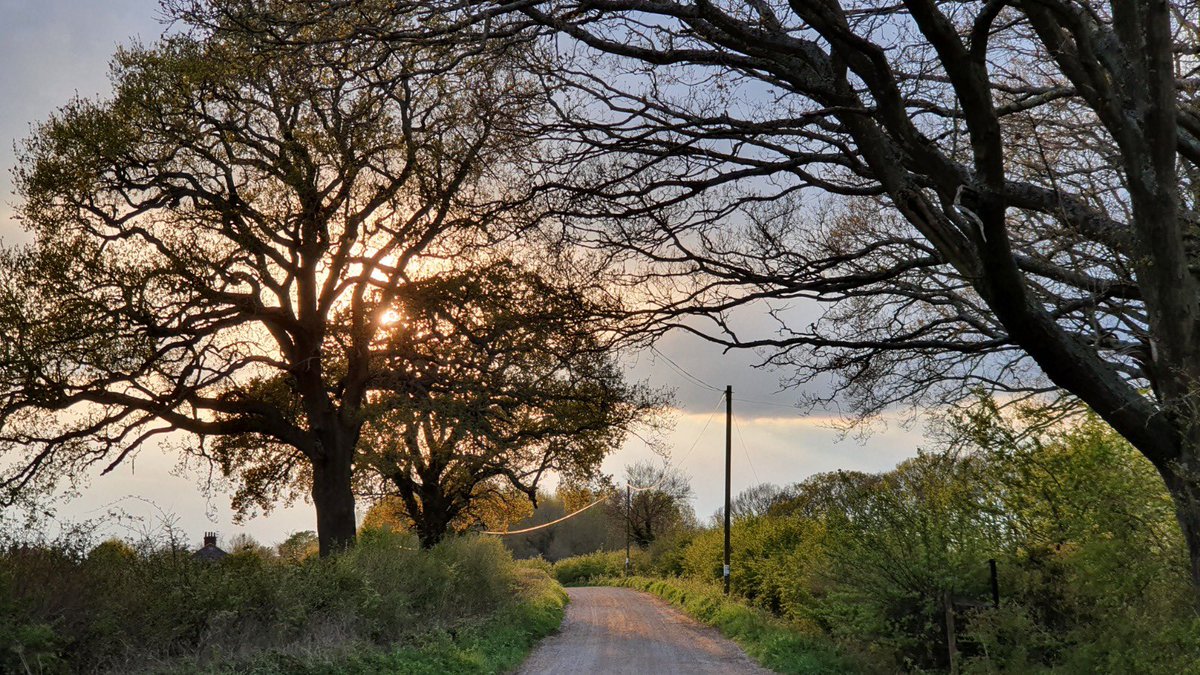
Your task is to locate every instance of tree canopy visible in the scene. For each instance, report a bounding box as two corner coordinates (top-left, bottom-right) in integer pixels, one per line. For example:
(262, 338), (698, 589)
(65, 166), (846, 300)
(613, 461), (694, 549)
(0, 6), (559, 554)
(357, 261), (665, 547)
(346, 0), (1200, 593)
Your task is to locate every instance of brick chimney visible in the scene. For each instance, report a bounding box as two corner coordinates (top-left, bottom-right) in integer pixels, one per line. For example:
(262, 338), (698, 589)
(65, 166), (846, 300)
(193, 531), (228, 561)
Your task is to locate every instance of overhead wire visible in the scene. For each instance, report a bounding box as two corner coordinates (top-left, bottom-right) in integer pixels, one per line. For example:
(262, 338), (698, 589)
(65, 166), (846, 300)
(649, 346), (723, 393)
(647, 347), (797, 411)
(481, 379), (766, 535)
(732, 413), (761, 485)
(480, 494), (610, 536)
(733, 396), (799, 410)
(627, 391), (725, 492)
(483, 392), (726, 536)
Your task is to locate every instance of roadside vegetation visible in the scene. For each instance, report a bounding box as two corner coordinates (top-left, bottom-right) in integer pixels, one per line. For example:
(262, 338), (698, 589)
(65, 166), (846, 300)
(0, 530), (564, 674)
(549, 401), (1200, 673)
(1, 1), (1198, 673)
(606, 576), (858, 674)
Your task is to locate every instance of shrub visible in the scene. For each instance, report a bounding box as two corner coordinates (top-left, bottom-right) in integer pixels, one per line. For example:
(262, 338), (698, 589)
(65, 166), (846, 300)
(552, 550), (644, 584)
(0, 532), (544, 673)
(621, 403), (1200, 673)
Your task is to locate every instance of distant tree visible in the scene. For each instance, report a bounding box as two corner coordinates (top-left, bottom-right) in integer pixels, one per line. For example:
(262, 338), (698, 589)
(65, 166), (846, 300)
(228, 533), (271, 557)
(769, 472), (883, 521)
(713, 483), (785, 524)
(502, 486), (618, 560)
(276, 530), (318, 563)
(87, 539), (137, 564)
(0, 5), (546, 555)
(360, 497), (410, 534)
(613, 461), (693, 548)
(355, 263), (664, 548)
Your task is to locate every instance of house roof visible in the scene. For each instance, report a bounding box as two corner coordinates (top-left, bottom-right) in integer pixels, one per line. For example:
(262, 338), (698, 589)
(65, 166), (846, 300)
(192, 543), (228, 561)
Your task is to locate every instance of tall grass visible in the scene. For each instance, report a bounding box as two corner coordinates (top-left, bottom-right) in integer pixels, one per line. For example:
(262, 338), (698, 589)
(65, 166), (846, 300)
(0, 530), (563, 673)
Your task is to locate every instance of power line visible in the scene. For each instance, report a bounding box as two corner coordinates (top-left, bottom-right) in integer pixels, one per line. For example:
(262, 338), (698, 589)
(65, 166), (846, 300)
(628, 392), (724, 493)
(732, 395), (799, 410)
(647, 344), (803, 414)
(483, 391), (726, 535)
(481, 494), (610, 536)
(732, 414), (761, 485)
(668, 393), (726, 470)
(649, 346), (723, 393)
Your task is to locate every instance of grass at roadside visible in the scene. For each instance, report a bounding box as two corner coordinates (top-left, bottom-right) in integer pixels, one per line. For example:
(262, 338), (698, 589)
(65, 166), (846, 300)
(228, 567), (568, 675)
(1, 534), (567, 674)
(595, 576), (871, 675)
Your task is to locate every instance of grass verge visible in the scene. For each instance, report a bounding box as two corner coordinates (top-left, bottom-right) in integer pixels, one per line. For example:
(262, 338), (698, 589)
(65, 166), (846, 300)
(1, 533), (568, 674)
(224, 567), (567, 675)
(596, 576), (867, 675)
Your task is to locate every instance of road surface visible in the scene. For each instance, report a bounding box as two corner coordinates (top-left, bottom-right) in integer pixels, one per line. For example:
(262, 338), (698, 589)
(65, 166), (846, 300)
(517, 586), (773, 674)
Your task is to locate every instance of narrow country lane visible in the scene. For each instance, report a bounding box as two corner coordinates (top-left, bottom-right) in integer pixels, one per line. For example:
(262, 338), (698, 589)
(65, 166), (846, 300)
(517, 587), (773, 674)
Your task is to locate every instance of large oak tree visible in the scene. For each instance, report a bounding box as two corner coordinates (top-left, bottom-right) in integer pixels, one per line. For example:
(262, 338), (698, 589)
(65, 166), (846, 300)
(362, 262), (663, 547)
(0, 9), (548, 554)
(217, 261), (665, 547)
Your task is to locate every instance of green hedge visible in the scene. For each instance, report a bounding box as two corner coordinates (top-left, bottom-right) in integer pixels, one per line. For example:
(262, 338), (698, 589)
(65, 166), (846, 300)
(223, 565), (567, 675)
(0, 532), (566, 674)
(552, 550), (640, 585)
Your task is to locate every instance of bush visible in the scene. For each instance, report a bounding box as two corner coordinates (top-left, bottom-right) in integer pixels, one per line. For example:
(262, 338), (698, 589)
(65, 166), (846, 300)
(0, 532), (556, 673)
(615, 402), (1200, 673)
(552, 550), (644, 585)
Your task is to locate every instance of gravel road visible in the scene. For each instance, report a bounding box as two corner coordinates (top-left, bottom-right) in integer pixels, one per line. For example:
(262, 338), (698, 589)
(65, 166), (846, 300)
(517, 586), (773, 674)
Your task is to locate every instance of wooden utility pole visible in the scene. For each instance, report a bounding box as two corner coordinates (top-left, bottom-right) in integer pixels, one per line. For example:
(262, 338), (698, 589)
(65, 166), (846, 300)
(724, 385), (732, 595)
(989, 559), (1000, 608)
(944, 589), (959, 675)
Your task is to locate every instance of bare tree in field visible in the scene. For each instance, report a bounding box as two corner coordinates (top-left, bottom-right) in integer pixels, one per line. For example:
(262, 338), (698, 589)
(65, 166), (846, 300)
(714, 483), (786, 524)
(612, 461), (693, 548)
(322, 0), (1200, 591)
(0, 8), (551, 555)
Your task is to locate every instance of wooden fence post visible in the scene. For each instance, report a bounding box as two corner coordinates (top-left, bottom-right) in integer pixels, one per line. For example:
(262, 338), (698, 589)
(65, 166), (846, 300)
(944, 589), (958, 675)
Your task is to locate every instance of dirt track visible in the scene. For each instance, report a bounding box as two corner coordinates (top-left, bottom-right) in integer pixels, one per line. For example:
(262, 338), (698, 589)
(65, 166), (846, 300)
(517, 586), (772, 674)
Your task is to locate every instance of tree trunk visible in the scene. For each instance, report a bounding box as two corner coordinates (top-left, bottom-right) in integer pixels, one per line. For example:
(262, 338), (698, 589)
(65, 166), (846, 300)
(1159, 452), (1200, 595)
(312, 446), (357, 556)
(416, 518), (449, 549)
(414, 495), (456, 549)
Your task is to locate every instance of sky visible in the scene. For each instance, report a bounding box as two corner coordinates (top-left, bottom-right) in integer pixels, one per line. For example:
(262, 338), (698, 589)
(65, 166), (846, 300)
(0, 0), (928, 549)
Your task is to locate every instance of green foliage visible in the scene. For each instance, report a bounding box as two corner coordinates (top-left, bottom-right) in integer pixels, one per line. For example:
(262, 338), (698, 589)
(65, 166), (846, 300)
(625, 401), (1200, 672)
(552, 550), (645, 585)
(552, 550), (623, 584)
(0, 532), (564, 673)
(275, 531), (318, 563)
(214, 565), (567, 675)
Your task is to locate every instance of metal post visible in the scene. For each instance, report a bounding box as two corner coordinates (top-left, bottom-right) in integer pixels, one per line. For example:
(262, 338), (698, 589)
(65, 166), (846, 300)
(724, 385), (732, 595)
(625, 484), (631, 576)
